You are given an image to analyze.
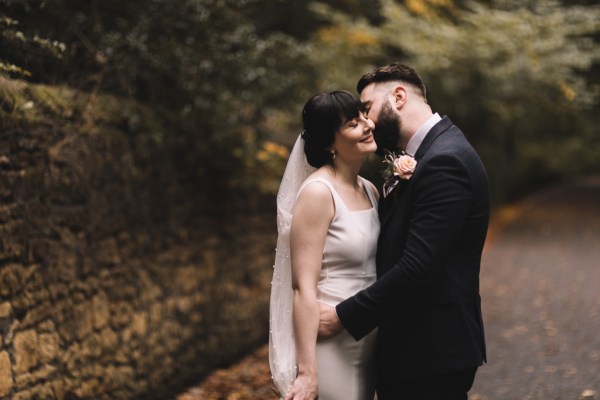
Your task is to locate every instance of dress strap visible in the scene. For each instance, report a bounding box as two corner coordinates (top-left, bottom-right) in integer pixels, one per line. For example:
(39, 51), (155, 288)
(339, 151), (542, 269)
(297, 177), (334, 197)
(359, 176), (378, 209)
(296, 177), (339, 212)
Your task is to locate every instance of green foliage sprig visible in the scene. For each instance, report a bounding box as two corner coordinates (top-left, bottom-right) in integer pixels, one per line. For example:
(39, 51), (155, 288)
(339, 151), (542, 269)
(0, 12), (65, 78)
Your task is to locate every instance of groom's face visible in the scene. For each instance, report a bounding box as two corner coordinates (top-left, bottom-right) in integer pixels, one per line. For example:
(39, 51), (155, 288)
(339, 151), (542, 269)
(373, 102), (402, 155)
(360, 83), (402, 155)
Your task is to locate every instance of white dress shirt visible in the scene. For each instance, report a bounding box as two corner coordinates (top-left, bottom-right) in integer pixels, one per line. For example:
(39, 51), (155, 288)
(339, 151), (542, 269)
(404, 113), (441, 157)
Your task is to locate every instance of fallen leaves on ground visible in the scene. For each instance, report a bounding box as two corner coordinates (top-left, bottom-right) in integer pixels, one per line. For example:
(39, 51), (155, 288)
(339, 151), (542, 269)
(177, 345), (277, 400)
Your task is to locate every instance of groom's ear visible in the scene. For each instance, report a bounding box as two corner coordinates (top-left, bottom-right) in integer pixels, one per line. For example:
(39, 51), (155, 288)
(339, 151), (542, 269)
(392, 85), (407, 110)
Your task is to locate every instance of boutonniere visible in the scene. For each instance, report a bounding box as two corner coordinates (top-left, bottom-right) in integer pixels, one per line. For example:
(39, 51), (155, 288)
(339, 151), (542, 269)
(381, 150), (417, 181)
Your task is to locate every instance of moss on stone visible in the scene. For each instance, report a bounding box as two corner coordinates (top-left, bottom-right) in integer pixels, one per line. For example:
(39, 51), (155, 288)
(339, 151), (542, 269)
(0, 77), (166, 145)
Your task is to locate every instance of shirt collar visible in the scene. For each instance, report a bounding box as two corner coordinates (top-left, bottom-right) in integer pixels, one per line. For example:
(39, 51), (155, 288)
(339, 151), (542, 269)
(404, 113), (441, 157)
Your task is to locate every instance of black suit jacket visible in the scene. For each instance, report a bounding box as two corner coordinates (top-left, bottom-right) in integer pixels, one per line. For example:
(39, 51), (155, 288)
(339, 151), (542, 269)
(336, 116), (489, 381)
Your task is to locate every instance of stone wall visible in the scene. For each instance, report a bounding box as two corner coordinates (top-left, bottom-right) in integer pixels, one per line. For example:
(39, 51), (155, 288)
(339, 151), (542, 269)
(0, 78), (276, 399)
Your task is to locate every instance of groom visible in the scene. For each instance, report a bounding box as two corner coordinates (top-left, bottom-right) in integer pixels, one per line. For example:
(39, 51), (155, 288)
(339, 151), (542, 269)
(318, 62), (490, 399)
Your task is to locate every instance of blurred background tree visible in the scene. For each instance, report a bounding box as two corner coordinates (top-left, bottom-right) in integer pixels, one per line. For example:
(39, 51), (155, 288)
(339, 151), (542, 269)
(309, 0), (600, 201)
(382, 0), (600, 201)
(1, 0), (598, 204)
(1, 0), (318, 198)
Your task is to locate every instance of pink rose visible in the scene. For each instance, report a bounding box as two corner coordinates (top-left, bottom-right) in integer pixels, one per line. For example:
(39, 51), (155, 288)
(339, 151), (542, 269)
(393, 155), (417, 180)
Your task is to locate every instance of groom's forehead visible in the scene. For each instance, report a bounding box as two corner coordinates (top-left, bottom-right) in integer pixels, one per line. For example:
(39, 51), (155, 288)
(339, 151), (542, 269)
(362, 82), (391, 98)
(360, 85), (383, 107)
(359, 84), (377, 101)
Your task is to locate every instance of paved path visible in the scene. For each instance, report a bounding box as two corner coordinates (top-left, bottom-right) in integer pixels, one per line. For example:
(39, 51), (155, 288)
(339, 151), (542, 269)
(471, 177), (600, 399)
(178, 177), (600, 400)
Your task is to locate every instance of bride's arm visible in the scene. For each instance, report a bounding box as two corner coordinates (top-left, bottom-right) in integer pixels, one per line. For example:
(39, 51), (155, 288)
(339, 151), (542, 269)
(285, 182), (334, 400)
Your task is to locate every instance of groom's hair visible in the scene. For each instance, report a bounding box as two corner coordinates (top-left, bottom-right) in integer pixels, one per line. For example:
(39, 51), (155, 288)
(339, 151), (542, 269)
(357, 62), (427, 99)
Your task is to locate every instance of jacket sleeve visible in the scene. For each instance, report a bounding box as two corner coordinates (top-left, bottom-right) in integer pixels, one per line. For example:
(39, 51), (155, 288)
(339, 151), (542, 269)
(336, 152), (474, 340)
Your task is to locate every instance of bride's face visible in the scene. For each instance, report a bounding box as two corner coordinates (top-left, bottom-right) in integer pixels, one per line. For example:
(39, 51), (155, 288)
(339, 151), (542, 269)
(332, 112), (376, 161)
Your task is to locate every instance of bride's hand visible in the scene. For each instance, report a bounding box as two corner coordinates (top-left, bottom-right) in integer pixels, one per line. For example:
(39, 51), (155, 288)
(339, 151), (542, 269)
(317, 302), (343, 340)
(284, 372), (318, 400)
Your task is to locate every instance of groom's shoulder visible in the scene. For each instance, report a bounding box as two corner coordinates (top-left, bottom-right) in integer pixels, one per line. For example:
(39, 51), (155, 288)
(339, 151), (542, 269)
(434, 121), (477, 151)
(426, 125), (484, 167)
(429, 125), (469, 152)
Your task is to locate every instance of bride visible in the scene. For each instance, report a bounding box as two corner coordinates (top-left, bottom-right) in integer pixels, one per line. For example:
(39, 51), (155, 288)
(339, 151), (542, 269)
(270, 90), (379, 400)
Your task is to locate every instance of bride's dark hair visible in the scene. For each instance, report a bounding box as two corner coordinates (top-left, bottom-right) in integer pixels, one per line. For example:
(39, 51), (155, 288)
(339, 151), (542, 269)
(301, 90), (366, 168)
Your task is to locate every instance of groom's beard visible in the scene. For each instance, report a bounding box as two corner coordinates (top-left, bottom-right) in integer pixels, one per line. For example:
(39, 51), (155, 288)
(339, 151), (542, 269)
(374, 102), (403, 156)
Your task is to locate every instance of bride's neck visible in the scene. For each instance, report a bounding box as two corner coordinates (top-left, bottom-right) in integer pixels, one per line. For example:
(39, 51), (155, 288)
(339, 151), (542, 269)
(328, 159), (361, 188)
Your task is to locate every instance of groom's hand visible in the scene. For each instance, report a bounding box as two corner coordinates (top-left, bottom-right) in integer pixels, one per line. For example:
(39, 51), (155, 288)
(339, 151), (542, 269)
(317, 302), (343, 340)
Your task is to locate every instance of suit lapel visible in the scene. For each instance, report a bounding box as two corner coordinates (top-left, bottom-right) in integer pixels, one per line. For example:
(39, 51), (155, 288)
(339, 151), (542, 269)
(379, 116), (454, 229)
(380, 179), (407, 226)
(414, 116), (453, 161)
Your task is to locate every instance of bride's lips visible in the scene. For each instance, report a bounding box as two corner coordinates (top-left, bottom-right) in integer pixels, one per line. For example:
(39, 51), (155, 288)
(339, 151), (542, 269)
(360, 134), (374, 143)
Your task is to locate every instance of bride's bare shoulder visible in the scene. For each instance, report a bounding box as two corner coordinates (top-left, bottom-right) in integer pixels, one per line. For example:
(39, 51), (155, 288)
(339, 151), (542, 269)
(305, 165), (333, 181)
(296, 169), (335, 210)
(298, 177), (331, 201)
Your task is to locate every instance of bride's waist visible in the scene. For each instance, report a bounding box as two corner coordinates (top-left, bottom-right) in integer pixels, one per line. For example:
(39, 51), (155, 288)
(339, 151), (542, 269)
(318, 271), (376, 280)
(316, 274), (376, 306)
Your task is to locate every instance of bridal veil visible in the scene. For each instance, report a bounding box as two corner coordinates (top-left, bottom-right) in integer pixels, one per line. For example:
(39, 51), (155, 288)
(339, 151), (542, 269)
(269, 134), (315, 395)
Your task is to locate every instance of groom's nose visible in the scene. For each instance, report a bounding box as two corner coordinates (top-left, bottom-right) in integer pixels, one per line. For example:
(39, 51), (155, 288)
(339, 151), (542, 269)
(366, 116), (375, 131)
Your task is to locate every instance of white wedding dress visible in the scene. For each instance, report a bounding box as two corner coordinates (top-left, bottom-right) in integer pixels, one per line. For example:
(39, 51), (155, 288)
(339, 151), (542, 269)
(297, 176), (379, 400)
(269, 136), (379, 400)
